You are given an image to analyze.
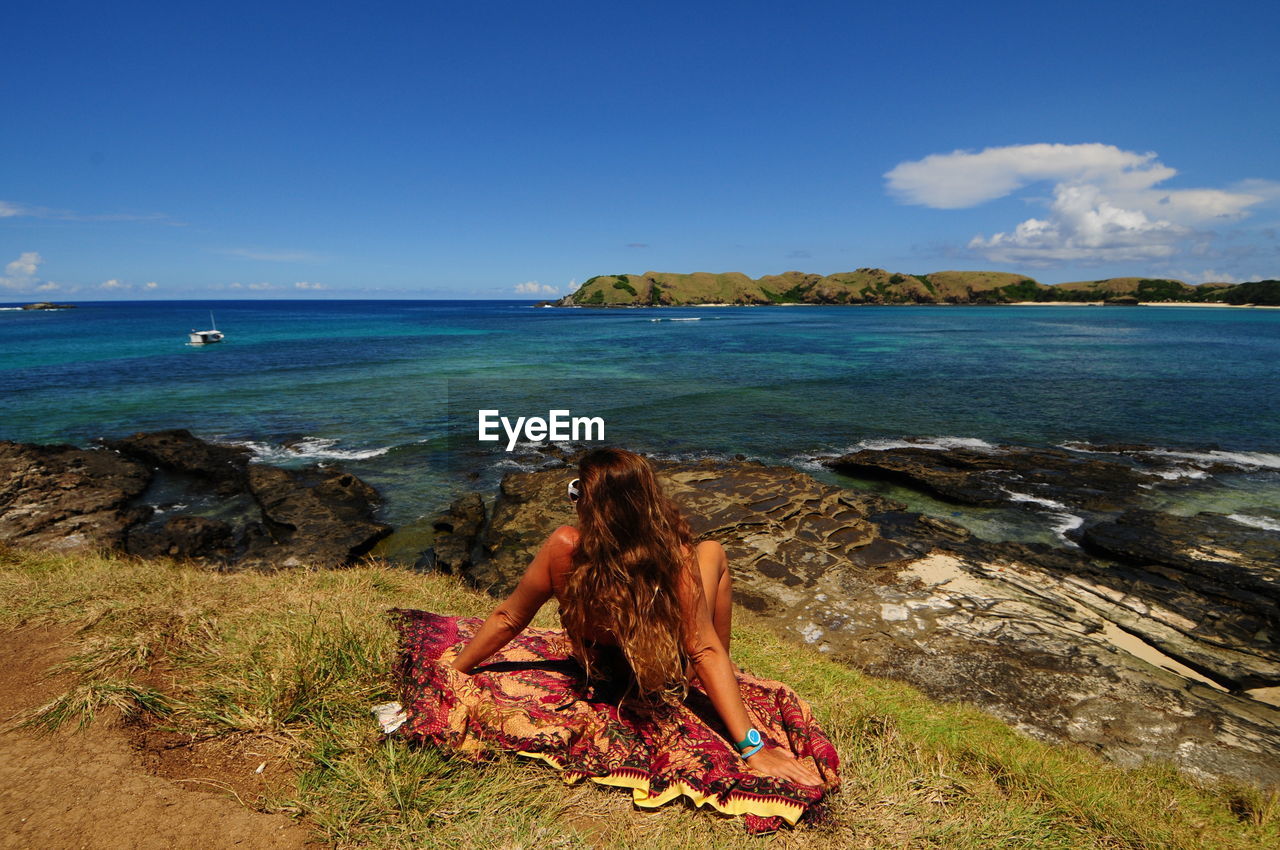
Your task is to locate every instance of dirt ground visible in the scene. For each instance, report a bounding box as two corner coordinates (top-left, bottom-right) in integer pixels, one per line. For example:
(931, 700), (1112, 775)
(0, 626), (313, 849)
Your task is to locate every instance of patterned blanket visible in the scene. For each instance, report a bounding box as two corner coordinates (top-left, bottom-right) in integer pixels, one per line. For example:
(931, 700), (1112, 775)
(389, 609), (840, 834)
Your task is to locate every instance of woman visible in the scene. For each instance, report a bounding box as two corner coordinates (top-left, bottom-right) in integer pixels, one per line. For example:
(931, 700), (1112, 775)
(448, 447), (827, 788)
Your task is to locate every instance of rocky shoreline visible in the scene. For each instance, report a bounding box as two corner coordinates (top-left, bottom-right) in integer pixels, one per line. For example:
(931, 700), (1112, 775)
(0, 430), (390, 568)
(2, 431), (1277, 788)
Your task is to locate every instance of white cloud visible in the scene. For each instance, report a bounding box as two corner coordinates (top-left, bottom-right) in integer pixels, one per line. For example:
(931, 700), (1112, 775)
(248, 282), (275, 290)
(968, 183), (1186, 264)
(0, 199), (177, 224)
(6, 251), (42, 278)
(886, 143), (1175, 209)
(100, 279), (127, 290)
(145, 281), (158, 289)
(1, 251), (47, 293)
(886, 143), (1275, 264)
(514, 280), (558, 295)
(294, 281), (328, 290)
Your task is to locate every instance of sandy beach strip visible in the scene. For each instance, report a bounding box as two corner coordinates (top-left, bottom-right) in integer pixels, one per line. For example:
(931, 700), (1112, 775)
(671, 300), (1277, 308)
(982, 301), (1277, 309)
(1138, 301), (1279, 308)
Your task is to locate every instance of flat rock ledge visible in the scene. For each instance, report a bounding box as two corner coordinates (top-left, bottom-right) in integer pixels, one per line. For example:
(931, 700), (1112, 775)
(0, 430), (390, 569)
(428, 453), (1280, 789)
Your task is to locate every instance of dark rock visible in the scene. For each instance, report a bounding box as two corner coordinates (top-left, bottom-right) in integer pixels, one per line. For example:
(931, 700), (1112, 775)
(426, 492), (487, 573)
(241, 465), (391, 568)
(105, 429), (251, 496)
(127, 515), (235, 561)
(1072, 510), (1280, 689)
(470, 468), (578, 590)
(1, 433), (390, 569)
(1082, 510), (1279, 584)
(20, 302), (75, 310)
(826, 445), (1152, 511)
(915, 514), (971, 541)
(0, 441), (152, 551)
(534, 443), (570, 460)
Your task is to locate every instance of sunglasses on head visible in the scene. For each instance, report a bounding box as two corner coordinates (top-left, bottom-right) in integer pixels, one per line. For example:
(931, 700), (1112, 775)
(567, 478), (581, 502)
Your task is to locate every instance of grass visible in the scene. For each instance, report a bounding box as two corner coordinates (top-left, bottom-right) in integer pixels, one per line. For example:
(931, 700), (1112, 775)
(1, 544), (1276, 849)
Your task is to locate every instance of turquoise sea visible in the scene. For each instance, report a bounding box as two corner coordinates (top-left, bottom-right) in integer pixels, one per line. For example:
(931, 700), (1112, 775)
(3, 300), (1278, 542)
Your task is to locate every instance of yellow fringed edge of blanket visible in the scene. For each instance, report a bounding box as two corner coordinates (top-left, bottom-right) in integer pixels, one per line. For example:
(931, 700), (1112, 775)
(516, 751), (805, 825)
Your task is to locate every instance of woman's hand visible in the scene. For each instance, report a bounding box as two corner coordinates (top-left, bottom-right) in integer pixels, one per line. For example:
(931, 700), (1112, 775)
(744, 745), (826, 788)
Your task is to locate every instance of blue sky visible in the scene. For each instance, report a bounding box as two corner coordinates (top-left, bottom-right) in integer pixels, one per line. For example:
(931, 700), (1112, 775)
(3, 0), (1278, 300)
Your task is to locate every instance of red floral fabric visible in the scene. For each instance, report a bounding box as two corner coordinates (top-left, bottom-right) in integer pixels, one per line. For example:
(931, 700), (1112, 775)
(389, 609), (840, 834)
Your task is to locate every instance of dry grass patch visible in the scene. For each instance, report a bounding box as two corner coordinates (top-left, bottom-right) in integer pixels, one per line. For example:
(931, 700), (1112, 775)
(1, 545), (1275, 849)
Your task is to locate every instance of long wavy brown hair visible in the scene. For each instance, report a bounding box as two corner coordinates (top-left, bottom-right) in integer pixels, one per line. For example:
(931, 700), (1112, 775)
(560, 448), (697, 703)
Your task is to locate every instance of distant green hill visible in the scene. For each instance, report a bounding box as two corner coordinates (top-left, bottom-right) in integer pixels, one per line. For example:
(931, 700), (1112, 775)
(1207, 279), (1280, 305)
(563, 269), (1050, 306)
(560, 270), (1277, 306)
(1049, 277), (1200, 302)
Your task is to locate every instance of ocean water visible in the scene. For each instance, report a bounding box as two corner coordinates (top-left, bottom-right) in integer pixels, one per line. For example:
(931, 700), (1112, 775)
(3, 300), (1279, 539)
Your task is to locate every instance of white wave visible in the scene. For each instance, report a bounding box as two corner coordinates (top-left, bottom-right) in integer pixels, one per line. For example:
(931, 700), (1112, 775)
(849, 436), (999, 453)
(1059, 441), (1150, 455)
(0, 306), (23, 311)
(1228, 513), (1280, 532)
(1050, 512), (1084, 545)
(1008, 495), (1084, 545)
(1058, 441), (1110, 453)
(230, 437), (392, 463)
(786, 453), (831, 473)
(485, 444), (573, 472)
(1063, 442), (1280, 473)
(789, 436), (998, 468)
(648, 317), (702, 322)
(1147, 467), (1210, 480)
(1001, 488), (1070, 511)
(1140, 449), (1280, 471)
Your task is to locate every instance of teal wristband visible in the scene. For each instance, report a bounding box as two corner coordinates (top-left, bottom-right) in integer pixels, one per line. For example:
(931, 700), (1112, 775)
(734, 728), (762, 752)
(741, 741), (765, 759)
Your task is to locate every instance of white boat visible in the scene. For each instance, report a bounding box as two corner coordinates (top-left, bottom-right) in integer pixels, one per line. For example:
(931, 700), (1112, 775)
(188, 312), (225, 345)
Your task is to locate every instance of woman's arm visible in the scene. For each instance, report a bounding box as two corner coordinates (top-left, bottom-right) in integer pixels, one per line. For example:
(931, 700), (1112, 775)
(680, 572), (825, 787)
(450, 526), (572, 673)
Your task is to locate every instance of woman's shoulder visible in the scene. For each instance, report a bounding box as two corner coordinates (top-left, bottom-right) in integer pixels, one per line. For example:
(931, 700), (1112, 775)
(545, 526), (579, 592)
(550, 525), (579, 548)
(679, 538), (721, 560)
